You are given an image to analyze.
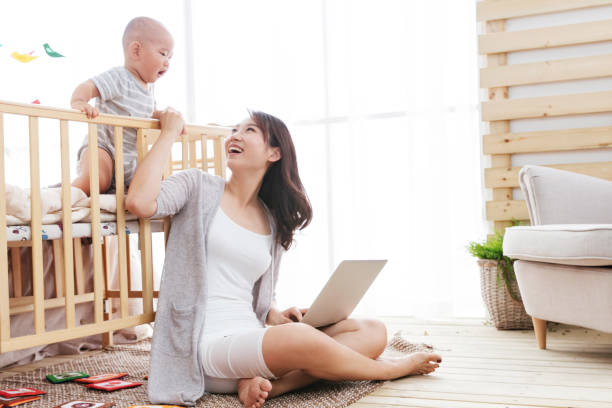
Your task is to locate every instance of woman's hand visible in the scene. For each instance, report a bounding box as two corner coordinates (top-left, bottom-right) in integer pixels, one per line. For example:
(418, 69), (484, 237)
(153, 107), (186, 139)
(266, 306), (309, 326)
(126, 106), (186, 218)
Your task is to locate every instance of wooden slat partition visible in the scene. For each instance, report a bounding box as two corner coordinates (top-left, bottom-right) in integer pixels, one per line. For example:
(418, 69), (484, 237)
(477, 0), (612, 21)
(483, 126), (612, 155)
(0, 99), (230, 354)
(481, 54), (612, 88)
(486, 19), (513, 232)
(479, 19), (612, 54)
(478, 1), (612, 228)
(482, 90), (612, 121)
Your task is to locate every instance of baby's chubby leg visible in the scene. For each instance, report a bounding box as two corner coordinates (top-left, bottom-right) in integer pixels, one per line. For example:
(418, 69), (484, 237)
(72, 147), (114, 195)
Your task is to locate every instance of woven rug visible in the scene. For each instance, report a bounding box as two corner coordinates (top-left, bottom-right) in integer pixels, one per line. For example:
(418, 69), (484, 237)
(0, 332), (432, 408)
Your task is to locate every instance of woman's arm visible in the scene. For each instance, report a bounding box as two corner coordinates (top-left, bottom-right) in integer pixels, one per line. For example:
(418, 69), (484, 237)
(126, 108), (185, 218)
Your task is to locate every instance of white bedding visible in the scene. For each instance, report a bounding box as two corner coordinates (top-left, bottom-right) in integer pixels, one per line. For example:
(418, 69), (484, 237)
(5, 184), (132, 226)
(3, 184), (165, 242)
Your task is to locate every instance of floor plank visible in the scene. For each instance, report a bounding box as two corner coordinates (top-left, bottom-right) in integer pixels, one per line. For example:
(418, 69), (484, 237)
(347, 317), (612, 408)
(2, 317), (611, 407)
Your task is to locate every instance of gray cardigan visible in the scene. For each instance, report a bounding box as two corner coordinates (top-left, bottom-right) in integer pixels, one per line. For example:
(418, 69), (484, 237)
(147, 169), (283, 406)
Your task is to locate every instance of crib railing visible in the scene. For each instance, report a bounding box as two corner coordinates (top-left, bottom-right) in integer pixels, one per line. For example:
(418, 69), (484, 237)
(0, 100), (230, 353)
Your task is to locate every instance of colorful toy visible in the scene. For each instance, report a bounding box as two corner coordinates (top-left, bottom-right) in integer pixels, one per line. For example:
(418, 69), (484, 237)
(74, 373), (128, 384)
(46, 371), (89, 383)
(0, 388), (46, 398)
(84, 380), (142, 391)
(0, 395), (42, 407)
(53, 401), (115, 408)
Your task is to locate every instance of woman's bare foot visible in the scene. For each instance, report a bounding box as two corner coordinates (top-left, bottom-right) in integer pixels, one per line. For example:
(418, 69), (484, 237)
(237, 377), (272, 408)
(386, 352), (442, 378)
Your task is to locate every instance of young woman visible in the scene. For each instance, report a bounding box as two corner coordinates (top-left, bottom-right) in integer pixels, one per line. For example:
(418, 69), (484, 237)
(126, 108), (442, 408)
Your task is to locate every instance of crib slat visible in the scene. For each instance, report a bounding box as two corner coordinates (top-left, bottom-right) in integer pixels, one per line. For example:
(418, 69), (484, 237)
(0, 113), (11, 345)
(28, 116), (45, 334)
(52, 240), (64, 297)
(126, 236), (132, 291)
(201, 134), (208, 173)
(101, 236), (114, 347)
(73, 238), (85, 295)
(162, 153), (171, 249)
(114, 126), (129, 319)
(88, 123), (104, 324)
(181, 134), (189, 169)
(189, 139), (197, 168)
(213, 137), (226, 178)
(60, 119), (75, 328)
(137, 129), (154, 315)
(10, 248), (22, 297)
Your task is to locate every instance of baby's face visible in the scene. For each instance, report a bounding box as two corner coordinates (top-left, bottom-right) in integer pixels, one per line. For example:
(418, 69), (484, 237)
(138, 31), (174, 83)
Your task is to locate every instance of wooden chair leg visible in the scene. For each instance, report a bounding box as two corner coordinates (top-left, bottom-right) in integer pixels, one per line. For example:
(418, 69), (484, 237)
(532, 317), (547, 350)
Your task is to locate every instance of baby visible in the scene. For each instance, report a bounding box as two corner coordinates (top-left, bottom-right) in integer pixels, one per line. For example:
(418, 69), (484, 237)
(71, 16), (173, 195)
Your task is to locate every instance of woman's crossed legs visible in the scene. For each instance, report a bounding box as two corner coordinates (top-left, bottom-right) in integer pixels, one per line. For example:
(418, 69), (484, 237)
(237, 318), (441, 408)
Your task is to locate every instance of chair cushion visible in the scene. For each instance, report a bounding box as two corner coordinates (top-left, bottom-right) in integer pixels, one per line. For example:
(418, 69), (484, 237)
(503, 224), (612, 266)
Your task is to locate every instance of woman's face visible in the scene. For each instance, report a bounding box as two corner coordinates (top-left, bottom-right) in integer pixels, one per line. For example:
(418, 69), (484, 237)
(225, 117), (280, 173)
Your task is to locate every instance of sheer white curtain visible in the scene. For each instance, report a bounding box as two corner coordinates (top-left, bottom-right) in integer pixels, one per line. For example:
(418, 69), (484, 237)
(2, 0), (486, 317)
(191, 0), (486, 317)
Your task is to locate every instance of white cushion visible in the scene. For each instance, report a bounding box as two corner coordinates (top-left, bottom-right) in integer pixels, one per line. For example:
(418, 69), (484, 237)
(503, 224), (612, 266)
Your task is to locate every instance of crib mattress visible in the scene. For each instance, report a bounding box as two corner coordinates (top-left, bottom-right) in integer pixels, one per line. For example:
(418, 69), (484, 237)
(6, 219), (165, 242)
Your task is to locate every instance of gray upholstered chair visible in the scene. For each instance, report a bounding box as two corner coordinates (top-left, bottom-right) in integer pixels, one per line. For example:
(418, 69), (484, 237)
(503, 165), (612, 349)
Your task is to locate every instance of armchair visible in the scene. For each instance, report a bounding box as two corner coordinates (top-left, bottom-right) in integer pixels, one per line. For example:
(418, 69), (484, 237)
(503, 165), (612, 349)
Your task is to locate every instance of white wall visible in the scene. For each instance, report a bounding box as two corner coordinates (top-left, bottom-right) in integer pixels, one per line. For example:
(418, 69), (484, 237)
(480, 5), (612, 207)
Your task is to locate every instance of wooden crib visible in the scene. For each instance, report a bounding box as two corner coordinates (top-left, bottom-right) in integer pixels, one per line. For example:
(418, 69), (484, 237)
(0, 100), (230, 354)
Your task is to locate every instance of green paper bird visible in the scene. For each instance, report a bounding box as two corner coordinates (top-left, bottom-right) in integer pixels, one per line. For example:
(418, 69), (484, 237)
(43, 43), (64, 58)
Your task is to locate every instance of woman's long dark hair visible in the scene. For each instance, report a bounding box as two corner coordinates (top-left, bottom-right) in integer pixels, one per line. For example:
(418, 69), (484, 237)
(251, 110), (312, 250)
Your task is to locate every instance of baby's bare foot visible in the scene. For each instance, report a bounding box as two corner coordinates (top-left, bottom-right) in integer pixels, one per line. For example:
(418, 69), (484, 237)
(238, 377), (272, 408)
(386, 352), (442, 378)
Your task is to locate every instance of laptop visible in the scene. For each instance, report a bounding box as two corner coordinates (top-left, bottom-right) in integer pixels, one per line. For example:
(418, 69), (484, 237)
(301, 260), (387, 328)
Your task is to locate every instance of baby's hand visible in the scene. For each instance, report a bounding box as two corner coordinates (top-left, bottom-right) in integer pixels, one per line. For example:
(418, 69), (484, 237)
(72, 101), (99, 119)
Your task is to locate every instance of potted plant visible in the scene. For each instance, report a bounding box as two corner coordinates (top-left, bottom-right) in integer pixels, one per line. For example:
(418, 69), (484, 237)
(467, 230), (533, 330)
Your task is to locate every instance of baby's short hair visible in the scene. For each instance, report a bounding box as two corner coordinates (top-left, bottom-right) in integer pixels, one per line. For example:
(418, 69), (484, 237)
(122, 16), (167, 51)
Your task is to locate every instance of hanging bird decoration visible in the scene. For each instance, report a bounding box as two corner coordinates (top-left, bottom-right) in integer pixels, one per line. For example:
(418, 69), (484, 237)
(43, 43), (64, 58)
(11, 51), (38, 63)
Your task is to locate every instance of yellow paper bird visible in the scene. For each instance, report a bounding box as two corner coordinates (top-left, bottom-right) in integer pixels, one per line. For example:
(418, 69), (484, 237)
(11, 51), (38, 63)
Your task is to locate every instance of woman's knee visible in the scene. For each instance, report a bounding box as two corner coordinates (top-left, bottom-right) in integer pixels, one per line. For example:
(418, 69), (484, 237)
(356, 318), (387, 358)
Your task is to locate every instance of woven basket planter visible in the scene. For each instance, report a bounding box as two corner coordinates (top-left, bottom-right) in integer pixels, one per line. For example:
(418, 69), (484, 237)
(478, 259), (533, 330)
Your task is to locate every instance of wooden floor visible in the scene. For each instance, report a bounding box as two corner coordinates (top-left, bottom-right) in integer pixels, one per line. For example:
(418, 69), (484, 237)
(2, 317), (611, 407)
(351, 317), (612, 408)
